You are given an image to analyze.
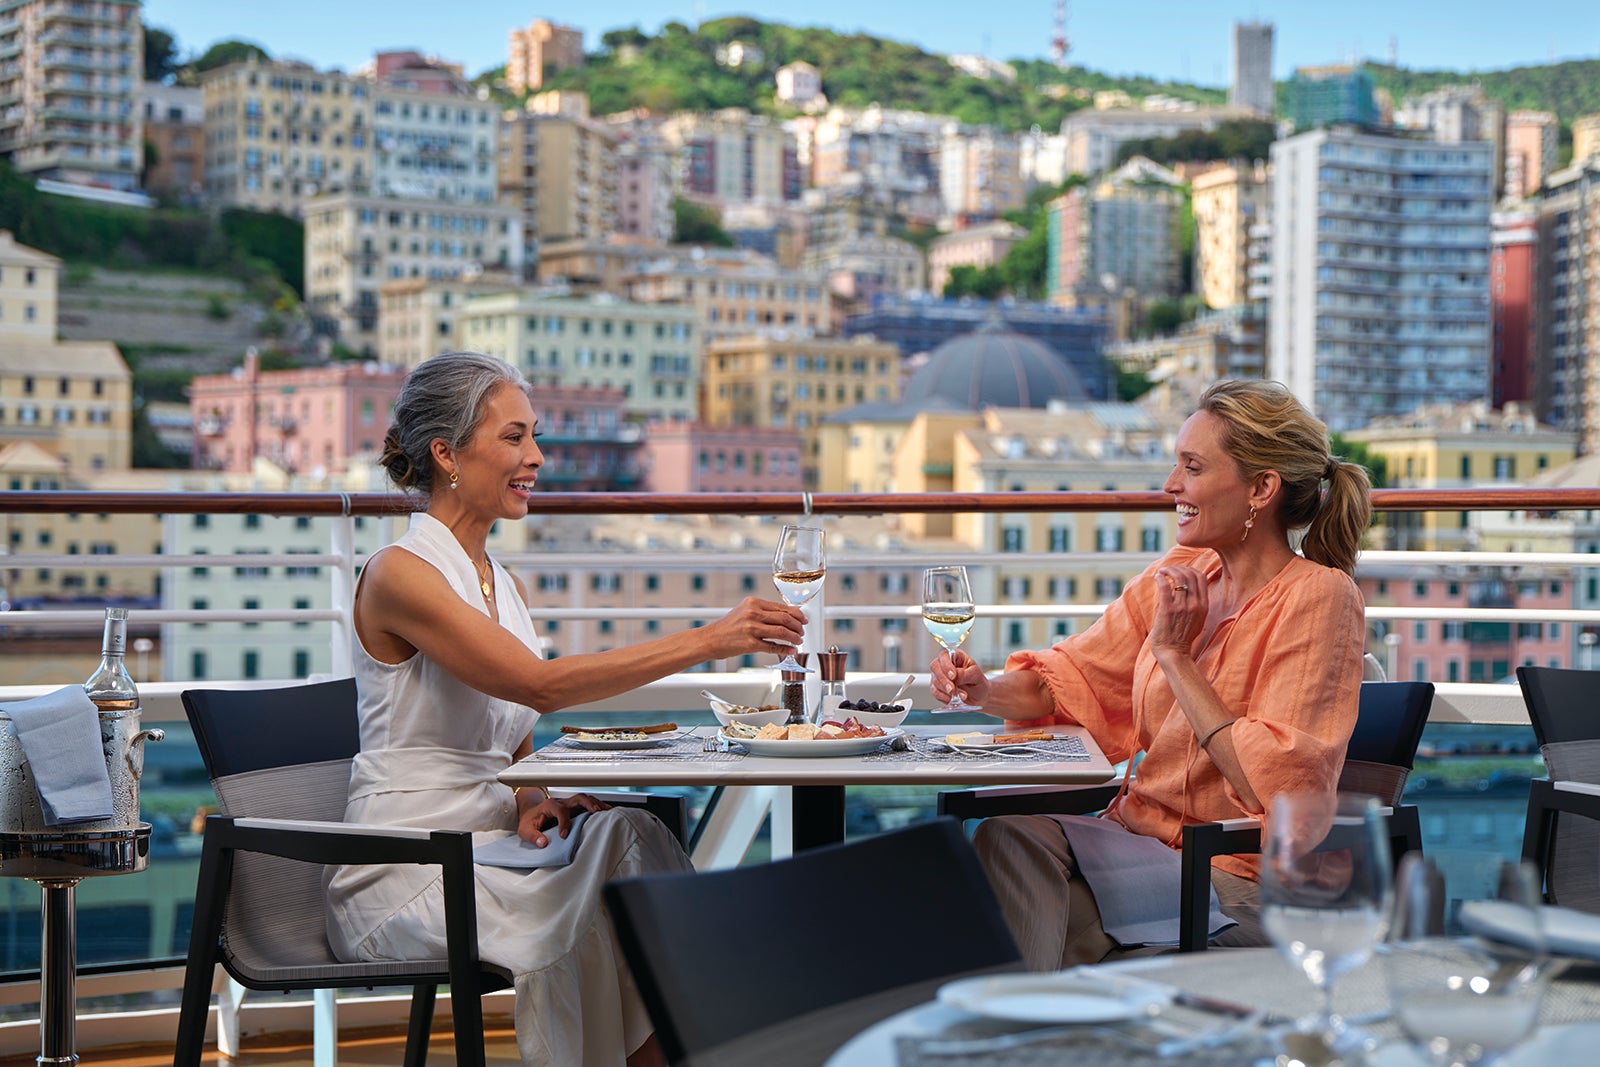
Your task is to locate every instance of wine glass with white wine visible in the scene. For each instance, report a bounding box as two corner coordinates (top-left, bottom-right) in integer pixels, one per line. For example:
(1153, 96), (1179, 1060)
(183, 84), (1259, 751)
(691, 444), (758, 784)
(771, 524), (824, 672)
(922, 565), (981, 712)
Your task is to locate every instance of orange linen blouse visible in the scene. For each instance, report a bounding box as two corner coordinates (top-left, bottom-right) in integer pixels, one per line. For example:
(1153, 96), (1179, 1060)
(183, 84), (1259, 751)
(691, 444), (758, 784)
(1005, 544), (1365, 882)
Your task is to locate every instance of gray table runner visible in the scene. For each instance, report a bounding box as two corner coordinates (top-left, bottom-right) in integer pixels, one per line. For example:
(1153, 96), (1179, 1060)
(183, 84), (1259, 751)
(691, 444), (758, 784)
(533, 730), (1093, 764)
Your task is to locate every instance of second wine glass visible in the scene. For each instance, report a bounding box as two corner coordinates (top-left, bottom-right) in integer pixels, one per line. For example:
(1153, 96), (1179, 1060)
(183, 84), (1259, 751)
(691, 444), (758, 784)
(771, 524), (824, 672)
(922, 565), (981, 712)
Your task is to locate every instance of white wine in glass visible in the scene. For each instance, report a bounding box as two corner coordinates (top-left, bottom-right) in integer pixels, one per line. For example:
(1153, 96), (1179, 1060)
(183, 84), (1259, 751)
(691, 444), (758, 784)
(771, 524), (824, 672)
(923, 565), (981, 712)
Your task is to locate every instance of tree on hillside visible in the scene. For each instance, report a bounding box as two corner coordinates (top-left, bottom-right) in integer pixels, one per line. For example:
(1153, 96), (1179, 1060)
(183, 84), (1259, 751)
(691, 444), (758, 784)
(219, 209), (305, 299)
(193, 40), (270, 76)
(673, 199), (733, 247)
(144, 26), (179, 83)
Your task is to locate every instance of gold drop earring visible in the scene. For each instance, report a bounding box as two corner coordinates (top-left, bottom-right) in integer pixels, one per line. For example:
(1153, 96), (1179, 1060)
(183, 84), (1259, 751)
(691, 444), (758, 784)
(449, 469), (459, 491)
(1241, 504), (1256, 542)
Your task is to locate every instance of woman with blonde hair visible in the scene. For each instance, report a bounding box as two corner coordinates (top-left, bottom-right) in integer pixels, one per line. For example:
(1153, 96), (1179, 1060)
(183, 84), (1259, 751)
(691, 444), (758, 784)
(931, 379), (1372, 970)
(326, 352), (807, 1065)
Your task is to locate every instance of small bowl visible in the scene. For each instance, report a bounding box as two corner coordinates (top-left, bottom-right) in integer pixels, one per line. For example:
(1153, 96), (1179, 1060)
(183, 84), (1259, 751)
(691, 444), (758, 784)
(710, 701), (788, 729)
(824, 698), (912, 729)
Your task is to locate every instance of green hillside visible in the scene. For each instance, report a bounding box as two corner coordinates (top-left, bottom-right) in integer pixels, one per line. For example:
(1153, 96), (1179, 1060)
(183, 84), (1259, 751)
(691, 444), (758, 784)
(1367, 59), (1600, 126)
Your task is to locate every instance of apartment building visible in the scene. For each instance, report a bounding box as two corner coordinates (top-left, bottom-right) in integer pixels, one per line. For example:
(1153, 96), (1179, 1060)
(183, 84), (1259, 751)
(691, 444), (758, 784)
(1490, 211), (1536, 409)
(1505, 110), (1559, 202)
(140, 82), (204, 199)
(533, 238), (661, 294)
(1192, 162), (1269, 310)
(1104, 303), (1267, 383)
(1287, 65), (1378, 130)
(505, 19), (583, 95)
(303, 191), (519, 352)
(927, 221), (1027, 296)
(1532, 161), (1600, 451)
(939, 125), (1026, 221)
(1574, 114), (1600, 166)
(498, 105), (620, 274)
(0, 0), (143, 191)
(455, 291), (698, 423)
(623, 250), (831, 340)
(514, 383), (642, 492)
(1047, 156), (1186, 305)
(375, 273), (518, 369)
(802, 234), (926, 305)
(188, 352), (405, 475)
(1230, 21), (1274, 117)
(611, 121), (675, 245)
(1059, 106), (1229, 178)
(0, 231), (130, 472)
(660, 109), (795, 206)
(370, 80), (499, 203)
(637, 423), (803, 493)
(1268, 127), (1494, 431)
(201, 59), (371, 217)
(702, 334), (900, 486)
(808, 105), (945, 208)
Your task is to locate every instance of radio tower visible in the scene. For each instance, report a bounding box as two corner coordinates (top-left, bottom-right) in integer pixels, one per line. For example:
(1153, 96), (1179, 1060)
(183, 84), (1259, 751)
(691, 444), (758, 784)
(1051, 0), (1071, 69)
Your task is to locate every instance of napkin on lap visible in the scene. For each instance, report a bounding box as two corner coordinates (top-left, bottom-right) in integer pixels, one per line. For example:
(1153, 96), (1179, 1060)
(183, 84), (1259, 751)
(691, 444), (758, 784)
(474, 810), (592, 870)
(1, 686), (114, 824)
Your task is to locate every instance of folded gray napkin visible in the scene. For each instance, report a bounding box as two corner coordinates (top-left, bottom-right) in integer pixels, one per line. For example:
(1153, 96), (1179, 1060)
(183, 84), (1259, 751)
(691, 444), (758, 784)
(473, 810), (592, 869)
(1, 686), (115, 825)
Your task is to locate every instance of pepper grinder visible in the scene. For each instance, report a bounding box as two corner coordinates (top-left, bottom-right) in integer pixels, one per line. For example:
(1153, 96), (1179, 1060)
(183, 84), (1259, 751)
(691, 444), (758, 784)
(817, 646), (848, 723)
(781, 653), (810, 725)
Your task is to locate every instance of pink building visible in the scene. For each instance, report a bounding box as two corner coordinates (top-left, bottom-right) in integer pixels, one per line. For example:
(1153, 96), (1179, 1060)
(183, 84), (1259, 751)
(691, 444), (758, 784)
(639, 424), (803, 493)
(1490, 211), (1537, 409)
(1362, 568), (1572, 684)
(529, 385), (643, 492)
(189, 353), (405, 475)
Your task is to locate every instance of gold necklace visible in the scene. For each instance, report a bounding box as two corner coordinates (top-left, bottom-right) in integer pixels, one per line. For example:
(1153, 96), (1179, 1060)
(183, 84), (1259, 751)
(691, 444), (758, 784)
(473, 557), (494, 600)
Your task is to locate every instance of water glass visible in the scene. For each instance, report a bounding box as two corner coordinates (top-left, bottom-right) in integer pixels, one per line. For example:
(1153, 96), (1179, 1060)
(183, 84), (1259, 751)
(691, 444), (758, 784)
(1386, 854), (1547, 1066)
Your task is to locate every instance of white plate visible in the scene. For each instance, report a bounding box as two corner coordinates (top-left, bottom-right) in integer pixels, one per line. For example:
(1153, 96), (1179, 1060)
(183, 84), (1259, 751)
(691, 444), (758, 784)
(1460, 900), (1600, 961)
(936, 972), (1169, 1024)
(1369, 1021), (1600, 1066)
(562, 731), (684, 750)
(725, 727), (902, 758)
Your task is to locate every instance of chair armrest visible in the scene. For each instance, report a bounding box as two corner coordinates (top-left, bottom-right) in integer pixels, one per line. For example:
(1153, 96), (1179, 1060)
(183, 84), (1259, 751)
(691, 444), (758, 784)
(937, 783), (1123, 821)
(203, 814), (474, 868)
(1554, 781), (1600, 799)
(1524, 778), (1600, 884)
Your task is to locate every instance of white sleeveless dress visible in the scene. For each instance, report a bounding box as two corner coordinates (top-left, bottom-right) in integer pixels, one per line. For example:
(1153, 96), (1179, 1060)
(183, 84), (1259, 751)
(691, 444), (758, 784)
(325, 513), (691, 1066)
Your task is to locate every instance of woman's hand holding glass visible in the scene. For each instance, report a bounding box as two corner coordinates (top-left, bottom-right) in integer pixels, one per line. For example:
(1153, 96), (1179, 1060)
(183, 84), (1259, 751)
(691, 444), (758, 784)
(771, 524), (824, 672)
(923, 565), (982, 711)
(930, 647), (991, 710)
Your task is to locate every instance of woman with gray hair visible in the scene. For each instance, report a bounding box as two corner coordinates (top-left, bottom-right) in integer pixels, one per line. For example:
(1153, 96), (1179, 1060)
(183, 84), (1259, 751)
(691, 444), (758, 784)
(327, 352), (806, 1067)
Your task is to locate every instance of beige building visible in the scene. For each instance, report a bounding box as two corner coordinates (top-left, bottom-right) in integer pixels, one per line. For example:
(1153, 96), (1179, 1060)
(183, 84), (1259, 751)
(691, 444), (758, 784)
(803, 235), (927, 305)
(506, 20), (584, 95)
(1191, 162), (1269, 310)
(0, 232), (131, 472)
(1104, 304), (1267, 383)
(1505, 110), (1559, 201)
(939, 126), (1027, 220)
(927, 221), (1027, 296)
(534, 238), (662, 293)
(201, 59), (372, 216)
(376, 273), (519, 368)
(0, 0), (143, 191)
(1060, 107), (1234, 178)
(303, 192), (520, 353)
(370, 80), (500, 204)
(498, 107), (620, 274)
(141, 83), (205, 200)
(661, 109), (793, 206)
(624, 250), (831, 340)
(703, 334), (900, 487)
(1574, 113), (1600, 166)
(455, 291), (699, 423)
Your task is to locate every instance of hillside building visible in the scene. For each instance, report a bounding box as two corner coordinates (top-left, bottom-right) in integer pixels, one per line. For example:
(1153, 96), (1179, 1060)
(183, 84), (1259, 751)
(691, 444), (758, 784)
(1046, 156), (1186, 306)
(1229, 21), (1274, 118)
(140, 83), (205, 200)
(1505, 110), (1559, 201)
(505, 20), (583, 95)
(1532, 160), (1600, 452)
(1192, 161), (1269, 310)
(498, 103), (620, 274)
(1287, 65), (1378, 130)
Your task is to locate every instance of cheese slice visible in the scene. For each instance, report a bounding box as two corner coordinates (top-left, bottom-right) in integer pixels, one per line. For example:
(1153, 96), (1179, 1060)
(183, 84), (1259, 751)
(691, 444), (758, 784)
(945, 732), (990, 746)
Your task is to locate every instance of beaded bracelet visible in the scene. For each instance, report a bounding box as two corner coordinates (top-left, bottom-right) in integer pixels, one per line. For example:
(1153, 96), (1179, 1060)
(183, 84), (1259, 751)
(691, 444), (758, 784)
(1197, 719), (1234, 750)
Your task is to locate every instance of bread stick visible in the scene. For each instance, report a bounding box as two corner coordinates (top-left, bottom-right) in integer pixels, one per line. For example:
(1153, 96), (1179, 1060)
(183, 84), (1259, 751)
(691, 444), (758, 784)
(559, 722), (677, 735)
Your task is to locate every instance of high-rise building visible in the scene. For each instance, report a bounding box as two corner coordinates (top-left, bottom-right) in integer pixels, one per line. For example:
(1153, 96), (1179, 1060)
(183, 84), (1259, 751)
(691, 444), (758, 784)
(1046, 156), (1186, 305)
(1574, 114), (1600, 166)
(370, 79), (500, 204)
(506, 20), (583, 95)
(1268, 127), (1494, 431)
(1489, 211), (1536, 410)
(497, 105), (620, 274)
(1505, 110), (1559, 201)
(0, 0), (143, 191)
(1287, 66), (1378, 131)
(608, 116), (674, 246)
(660, 109), (794, 207)
(1192, 162), (1269, 310)
(1230, 21), (1274, 117)
(938, 125), (1027, 221)
(1532, 161), (1600, 451)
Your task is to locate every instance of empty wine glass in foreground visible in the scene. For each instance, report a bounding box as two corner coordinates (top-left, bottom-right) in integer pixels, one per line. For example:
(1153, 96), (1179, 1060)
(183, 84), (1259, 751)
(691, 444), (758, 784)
(922, 565), (981, 712)
(1386, 855), (1547, 1066)
(1261, 792), (1393, 1065)
(771, 524), (824, 672)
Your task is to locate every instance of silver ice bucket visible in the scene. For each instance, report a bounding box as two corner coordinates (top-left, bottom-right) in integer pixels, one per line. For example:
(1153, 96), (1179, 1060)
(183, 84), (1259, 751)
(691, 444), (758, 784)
(0, 703), (164, 834)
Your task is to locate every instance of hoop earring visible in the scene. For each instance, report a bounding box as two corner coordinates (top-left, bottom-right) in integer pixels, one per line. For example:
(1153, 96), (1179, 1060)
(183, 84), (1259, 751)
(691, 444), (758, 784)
(449, 469), (459, 491)
(1241, 505), (1256, 542)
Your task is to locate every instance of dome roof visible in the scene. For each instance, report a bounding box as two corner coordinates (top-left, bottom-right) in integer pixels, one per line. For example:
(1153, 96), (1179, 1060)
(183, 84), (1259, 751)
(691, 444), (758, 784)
(902, 320), (1092, 410)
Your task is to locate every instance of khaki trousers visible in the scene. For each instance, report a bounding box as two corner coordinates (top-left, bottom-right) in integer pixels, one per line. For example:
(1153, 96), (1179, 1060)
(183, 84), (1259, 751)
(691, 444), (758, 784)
(971, 814), (1265, 972)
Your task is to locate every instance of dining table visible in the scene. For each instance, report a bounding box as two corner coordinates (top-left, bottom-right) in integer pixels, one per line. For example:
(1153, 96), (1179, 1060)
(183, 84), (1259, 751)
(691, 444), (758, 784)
(499, 724), (1115, 851)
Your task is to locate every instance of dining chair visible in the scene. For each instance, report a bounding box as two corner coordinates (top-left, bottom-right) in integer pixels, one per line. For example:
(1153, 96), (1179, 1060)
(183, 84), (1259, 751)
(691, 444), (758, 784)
(1516, 665), (1600, 913)
(173, 678), (688, 1067)
(603, 817), (1022, 1066)
(937, 680), (1435, 952)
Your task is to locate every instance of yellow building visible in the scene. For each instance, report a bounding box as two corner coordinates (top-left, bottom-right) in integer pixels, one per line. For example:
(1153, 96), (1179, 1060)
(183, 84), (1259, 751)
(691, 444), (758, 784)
(703, 334), (900, 487)
(1191, 162), (1268, 310)
(0, 229), (57, 339)
(376, 274), (519, 369)
(506, 19), (584, 95)
(624, 250), (831, 340)
(200, 59), (373, 217)
(498, 107), (619, 271)
(1574, 113), (1600, 165)
(1345, 400), (1577, 551)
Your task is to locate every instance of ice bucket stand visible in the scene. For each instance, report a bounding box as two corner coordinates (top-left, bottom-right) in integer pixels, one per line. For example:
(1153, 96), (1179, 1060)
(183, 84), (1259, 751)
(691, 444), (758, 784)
(0, 826), (152, 1066)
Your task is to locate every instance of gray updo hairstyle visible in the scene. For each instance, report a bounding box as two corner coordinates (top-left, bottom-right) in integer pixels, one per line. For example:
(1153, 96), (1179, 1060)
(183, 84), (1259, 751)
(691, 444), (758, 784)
(379, 351), (528, 494)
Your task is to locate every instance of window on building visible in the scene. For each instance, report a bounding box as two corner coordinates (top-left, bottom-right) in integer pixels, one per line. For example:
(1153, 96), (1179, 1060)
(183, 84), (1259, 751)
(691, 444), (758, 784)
(1001, 527), (1024, 552)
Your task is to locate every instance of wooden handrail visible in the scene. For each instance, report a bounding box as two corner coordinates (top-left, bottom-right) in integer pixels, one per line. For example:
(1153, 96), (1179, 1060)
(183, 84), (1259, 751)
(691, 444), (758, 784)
(4, 487), (1600, 516)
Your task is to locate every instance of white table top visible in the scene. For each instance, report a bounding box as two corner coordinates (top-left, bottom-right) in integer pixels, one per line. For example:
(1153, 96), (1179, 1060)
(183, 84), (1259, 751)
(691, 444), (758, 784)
(499, 725), (1115, 788)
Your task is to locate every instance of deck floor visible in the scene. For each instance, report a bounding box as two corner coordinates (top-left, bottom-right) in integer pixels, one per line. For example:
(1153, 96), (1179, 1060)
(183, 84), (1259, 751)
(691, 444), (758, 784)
(0, 1024), (523, 1066)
